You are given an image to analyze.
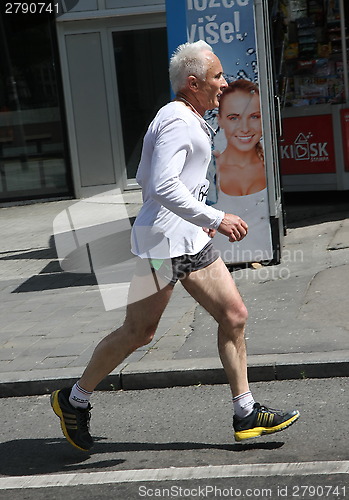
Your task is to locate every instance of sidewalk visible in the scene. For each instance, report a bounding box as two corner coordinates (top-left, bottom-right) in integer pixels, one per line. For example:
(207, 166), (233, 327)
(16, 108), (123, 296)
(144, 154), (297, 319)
(0, 191), (348, 397)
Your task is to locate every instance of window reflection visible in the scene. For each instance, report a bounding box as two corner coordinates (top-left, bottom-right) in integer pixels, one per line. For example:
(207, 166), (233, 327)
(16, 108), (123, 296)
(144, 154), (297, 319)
(113, 28), (170, 182)
(0, 11), (71, 201)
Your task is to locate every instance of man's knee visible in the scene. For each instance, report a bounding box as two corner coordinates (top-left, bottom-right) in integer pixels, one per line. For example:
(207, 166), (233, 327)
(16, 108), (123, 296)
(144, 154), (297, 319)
(221, 302), (248, 332)
(124, 320), (158, 349)
(136, 326), (157, 348)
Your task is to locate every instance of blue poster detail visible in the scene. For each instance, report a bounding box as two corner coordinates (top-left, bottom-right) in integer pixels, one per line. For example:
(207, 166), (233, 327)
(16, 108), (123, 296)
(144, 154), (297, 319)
(165, 0), (187, 62)
(185, 0), (258, 83)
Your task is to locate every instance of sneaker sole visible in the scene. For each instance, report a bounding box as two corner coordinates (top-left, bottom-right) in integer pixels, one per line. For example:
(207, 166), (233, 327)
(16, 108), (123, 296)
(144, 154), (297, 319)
(50, 390), (90, 452)
(234, 411), (300, 442)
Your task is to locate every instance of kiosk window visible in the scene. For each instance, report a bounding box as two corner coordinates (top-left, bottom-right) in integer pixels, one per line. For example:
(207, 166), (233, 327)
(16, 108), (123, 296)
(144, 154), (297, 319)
(272, 0), (348, 107)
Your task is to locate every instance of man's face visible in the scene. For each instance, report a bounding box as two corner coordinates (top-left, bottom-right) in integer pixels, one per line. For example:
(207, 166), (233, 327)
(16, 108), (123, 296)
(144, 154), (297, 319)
(196, 52), (227, 111)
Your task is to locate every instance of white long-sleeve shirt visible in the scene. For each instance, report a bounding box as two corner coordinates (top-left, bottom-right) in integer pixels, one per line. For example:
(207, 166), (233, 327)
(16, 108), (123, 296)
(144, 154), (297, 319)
(131, 102), (224, 259)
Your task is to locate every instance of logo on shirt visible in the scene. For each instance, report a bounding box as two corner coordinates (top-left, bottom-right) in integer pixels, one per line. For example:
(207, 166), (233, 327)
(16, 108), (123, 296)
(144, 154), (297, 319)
(197, 181), (210, 202)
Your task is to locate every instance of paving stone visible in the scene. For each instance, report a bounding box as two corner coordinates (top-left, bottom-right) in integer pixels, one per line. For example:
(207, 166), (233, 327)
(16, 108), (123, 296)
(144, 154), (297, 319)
(35, 356), (78, 369)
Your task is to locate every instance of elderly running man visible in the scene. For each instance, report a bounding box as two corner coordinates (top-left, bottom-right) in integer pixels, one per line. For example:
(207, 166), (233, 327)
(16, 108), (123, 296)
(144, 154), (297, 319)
(51, 40), (299, 451)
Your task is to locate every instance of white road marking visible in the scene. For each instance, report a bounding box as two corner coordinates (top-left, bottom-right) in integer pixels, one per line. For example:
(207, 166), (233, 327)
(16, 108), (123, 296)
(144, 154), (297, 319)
(1, 461), (349, 489)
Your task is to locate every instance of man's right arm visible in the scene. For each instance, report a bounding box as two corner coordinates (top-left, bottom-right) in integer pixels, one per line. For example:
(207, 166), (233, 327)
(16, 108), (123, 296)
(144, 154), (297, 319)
(217, 214), (248, 242)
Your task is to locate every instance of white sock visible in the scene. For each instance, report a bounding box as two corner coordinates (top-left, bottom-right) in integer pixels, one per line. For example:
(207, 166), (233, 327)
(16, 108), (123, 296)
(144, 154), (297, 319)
(233, 391), (255, 419)
(69, 382), (93, 409)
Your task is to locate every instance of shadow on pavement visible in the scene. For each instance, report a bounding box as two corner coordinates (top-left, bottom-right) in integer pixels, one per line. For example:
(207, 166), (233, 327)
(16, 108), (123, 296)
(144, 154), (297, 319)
(284, 191), (349, 229)
(0, 438), (284, 476)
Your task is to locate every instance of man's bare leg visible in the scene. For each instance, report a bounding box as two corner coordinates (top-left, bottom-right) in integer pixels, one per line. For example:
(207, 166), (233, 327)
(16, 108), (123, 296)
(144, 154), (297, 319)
(51, 269), (174, 451)
(181, 257), (249, 397)
(78, 275), (174, 392)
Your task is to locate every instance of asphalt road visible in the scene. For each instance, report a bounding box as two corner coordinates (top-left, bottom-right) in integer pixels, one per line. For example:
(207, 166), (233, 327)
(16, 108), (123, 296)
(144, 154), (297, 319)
(1, 378), (348, 499)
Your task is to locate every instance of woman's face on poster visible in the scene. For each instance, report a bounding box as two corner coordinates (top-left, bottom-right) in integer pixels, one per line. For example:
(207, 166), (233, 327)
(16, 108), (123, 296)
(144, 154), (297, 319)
(218, 90), (262, 153)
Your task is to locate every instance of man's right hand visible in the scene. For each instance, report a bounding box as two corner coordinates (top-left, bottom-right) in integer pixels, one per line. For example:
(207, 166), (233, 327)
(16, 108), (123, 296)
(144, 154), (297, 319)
(217, 214), (248, 243)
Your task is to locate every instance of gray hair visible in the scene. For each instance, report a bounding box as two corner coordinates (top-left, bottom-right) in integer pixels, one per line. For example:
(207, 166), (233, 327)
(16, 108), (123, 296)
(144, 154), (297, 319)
(169, 40), (214, 94)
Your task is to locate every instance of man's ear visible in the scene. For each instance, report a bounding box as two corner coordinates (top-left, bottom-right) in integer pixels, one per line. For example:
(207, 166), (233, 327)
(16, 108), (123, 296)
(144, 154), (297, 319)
(188, 75), (199, 91)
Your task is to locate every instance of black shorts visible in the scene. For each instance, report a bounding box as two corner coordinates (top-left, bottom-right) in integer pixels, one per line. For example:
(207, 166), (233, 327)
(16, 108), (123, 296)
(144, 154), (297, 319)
(135, 241), (220, 286)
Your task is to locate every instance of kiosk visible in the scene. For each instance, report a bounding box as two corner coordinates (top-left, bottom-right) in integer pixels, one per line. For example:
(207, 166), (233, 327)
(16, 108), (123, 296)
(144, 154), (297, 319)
(272, 0), (349, 191)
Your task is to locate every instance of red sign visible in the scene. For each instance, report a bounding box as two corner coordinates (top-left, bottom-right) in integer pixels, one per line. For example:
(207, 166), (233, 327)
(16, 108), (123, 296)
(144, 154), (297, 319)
(280, 115), (336, 175)
(340, 109), (349, 172)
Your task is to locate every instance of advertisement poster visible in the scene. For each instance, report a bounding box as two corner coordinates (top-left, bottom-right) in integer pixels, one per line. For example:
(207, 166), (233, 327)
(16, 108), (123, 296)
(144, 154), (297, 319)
(280, 115), (336, 175)
(166, 0), (273, 264)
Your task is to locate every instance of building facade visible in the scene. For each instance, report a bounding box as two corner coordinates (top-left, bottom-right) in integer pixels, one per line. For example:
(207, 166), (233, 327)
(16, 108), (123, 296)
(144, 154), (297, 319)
(0, 0), (169, 202)
(0, 0), (348, 202)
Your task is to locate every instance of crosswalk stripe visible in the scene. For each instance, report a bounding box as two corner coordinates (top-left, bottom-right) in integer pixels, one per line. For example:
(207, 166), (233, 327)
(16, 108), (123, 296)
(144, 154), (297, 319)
(1, 460), (349, 489)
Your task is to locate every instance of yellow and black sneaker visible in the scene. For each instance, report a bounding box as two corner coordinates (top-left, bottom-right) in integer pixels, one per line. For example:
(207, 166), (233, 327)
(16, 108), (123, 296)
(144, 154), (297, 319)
(233, 402), (300, 442)
(50, 387), (93, 451)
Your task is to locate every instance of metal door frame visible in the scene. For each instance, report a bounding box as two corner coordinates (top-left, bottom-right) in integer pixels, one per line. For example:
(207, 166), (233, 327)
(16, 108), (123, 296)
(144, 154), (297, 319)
(254, 0), (285, 262)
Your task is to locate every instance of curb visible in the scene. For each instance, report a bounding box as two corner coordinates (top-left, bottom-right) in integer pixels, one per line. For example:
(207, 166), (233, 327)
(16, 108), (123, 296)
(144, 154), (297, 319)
(119, 352), (349, 390)
(1, 351), (348, 398)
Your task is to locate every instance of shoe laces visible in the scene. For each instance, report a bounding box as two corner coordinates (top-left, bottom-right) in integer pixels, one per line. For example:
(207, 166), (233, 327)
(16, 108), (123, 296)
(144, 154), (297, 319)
(256, 403), (276, 412)
(76, 406), (92, 432)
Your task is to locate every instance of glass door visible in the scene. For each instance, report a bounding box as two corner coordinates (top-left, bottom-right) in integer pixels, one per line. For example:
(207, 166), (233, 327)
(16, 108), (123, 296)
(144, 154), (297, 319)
(112, 28), (170, 187)
(0, 9), (71, 201)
